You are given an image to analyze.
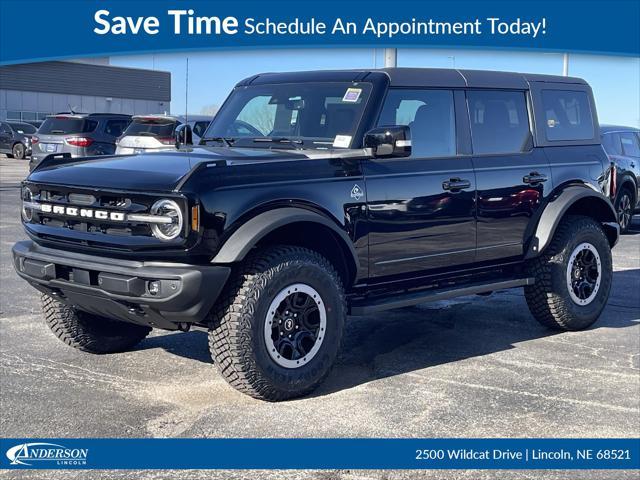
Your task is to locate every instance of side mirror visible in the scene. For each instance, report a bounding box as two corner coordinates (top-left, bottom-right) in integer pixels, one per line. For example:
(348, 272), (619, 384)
(363, 126), (411, 158)
(175, 123), (193, 149)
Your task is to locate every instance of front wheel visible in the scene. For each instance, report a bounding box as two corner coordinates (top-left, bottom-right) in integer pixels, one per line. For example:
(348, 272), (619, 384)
(525, 215), (613, 331)
(42, 294), (151, 353)
(209, 245), (345, 401)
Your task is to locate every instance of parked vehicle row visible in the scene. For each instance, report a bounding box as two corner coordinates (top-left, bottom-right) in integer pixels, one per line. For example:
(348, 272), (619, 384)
(26, 113), (213, 170)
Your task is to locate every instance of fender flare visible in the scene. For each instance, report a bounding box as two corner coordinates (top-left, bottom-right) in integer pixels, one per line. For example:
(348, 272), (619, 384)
(211, 207), (360, 276)
(525, 186), (619, 259)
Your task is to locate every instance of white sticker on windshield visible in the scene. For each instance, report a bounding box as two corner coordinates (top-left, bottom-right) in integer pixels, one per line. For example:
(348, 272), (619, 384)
(333, 135), (352, 148)
(342, 88), (362, 103)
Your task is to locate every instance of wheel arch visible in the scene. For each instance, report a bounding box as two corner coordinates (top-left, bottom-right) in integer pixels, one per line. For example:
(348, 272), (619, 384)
(616, 175), (637, 205)
(211, 207), (360, 287)
(525, 186), (619, 259)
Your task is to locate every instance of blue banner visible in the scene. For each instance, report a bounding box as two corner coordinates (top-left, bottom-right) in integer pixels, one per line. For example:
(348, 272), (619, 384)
(0, 0), (639, 65)
(1, 438), (639, 469)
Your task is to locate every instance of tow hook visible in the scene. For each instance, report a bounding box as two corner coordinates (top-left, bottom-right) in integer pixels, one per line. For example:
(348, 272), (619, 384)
(178, 322), (191, 332)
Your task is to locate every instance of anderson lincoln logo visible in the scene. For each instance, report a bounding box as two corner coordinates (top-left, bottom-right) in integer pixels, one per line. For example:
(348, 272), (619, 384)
(6, 443), (88, 466)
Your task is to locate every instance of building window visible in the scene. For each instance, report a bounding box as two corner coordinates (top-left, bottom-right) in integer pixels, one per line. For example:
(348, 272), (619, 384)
(6, 111), (21, 120)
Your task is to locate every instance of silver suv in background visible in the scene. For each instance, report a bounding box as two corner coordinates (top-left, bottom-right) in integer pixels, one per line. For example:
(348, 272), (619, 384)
(115, 114), (213, 155)
(30, 113), (130, 170)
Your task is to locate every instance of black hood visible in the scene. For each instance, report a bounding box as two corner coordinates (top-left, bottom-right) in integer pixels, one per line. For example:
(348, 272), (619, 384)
(27, 147), (308, 192)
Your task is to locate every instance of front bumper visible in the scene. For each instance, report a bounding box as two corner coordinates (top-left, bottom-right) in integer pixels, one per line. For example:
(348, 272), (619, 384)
(12, 241), (230, 329)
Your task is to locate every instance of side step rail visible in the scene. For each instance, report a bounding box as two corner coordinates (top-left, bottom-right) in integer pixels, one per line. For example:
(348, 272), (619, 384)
(350, 277), (534, 315)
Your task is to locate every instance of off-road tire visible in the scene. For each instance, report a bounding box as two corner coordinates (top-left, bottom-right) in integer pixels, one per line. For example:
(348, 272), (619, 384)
(615, 186), (634, 234)
(42, 294), (151, 353)
(525, 215), (612, 331)
(209, 245), (346, 401)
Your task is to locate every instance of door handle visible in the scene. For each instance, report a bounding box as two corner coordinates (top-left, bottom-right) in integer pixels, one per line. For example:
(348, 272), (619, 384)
(442, 178), (471, 191)
(523, 172), (548, 184)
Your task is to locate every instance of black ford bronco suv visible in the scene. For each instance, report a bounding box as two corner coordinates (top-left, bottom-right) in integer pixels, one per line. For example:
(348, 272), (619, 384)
(13, 68), (619, 401)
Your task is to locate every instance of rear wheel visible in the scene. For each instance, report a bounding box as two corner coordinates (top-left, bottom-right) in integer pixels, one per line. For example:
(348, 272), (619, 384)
(615, 187), (634, 233)
(209, 245), (345, 401)
(525, 215), (612, 331)
(12, 143), (26, 160)
(42, 294), (151, 353)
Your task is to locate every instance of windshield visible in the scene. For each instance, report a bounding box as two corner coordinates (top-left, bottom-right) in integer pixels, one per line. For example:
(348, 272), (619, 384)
(124, 118), (178, 138)
(8, 122), (36, 134)
(39, 117), (97, 135)
(203, 82), (372, 149)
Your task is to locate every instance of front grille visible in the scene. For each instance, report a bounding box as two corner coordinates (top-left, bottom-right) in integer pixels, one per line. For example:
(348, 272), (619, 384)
(22, 183), (186, 248)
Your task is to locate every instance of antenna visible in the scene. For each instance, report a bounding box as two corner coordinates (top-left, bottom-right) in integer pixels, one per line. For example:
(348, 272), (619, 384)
(185, 57), (189, 123)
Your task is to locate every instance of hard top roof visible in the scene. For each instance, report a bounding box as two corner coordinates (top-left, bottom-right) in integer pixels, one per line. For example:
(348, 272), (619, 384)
(600, 124), (640, 133)
(237, 67), (587, 89)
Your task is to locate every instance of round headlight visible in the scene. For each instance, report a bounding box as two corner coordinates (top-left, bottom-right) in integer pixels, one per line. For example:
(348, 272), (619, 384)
(150, 199), (183, 241)
(21, 187), (34, 222)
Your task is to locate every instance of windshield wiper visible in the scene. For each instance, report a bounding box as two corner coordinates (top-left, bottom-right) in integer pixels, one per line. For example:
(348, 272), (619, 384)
(253, 137), (304, 149)
(201, 137), (236, 147)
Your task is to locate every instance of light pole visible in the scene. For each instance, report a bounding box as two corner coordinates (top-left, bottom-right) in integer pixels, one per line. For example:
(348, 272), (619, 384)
(384, 48), (397, 68)
(562, 53), (569, 77)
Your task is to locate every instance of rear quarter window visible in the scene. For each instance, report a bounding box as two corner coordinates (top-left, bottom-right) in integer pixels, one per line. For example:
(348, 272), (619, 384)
(542, 90), (594, 141)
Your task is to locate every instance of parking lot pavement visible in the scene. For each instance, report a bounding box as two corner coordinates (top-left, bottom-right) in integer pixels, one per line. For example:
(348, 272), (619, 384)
(0, 156), (638, 480)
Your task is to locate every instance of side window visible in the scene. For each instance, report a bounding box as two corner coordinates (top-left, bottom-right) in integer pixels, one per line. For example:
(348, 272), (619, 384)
(377, 89), (456, 158)
(620, 132), (640, 157)
(0, 122), (11, 134)
(601, 133), (623, 156)
(105, 119), (129, 137)
(541, 90), (594, 141)
(192, 121), (210, 138)
(468, 90), (531, 155)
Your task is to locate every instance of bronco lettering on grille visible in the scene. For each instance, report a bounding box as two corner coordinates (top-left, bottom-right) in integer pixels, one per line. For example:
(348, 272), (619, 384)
(39, 203), (126, 222)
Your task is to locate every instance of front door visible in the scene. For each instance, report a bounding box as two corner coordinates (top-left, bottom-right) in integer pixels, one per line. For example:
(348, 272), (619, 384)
(364, 88), (476, 279)
(467, 89), (552, 262)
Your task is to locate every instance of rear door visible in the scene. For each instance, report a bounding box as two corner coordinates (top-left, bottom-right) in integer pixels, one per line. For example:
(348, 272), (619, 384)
(364, 88), (477, 279)
(468, 89), (552, 261)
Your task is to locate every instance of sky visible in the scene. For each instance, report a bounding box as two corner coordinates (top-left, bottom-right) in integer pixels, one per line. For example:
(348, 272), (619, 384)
(110, 48), (640, 127)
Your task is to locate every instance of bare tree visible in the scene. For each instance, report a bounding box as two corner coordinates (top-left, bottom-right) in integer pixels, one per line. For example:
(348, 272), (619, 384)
(200, 104), (220, 116)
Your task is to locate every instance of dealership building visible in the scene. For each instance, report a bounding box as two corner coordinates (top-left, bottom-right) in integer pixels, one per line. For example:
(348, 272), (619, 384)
(0, 60), (171, 123)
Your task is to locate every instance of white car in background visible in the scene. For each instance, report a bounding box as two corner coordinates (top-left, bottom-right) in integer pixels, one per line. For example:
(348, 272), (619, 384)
(115, 114), (213, 155)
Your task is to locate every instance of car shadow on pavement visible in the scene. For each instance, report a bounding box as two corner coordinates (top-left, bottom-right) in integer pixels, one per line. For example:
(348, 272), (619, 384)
(312, 268), (640, 398)
(135, 330), (213, 364)
(136, 269), (639, 397)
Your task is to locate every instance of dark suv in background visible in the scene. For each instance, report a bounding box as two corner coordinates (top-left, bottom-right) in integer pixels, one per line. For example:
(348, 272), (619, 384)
(30, 113), (131, 170)
(0, 121), (37, 159)
(601, 125), (640, 232)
